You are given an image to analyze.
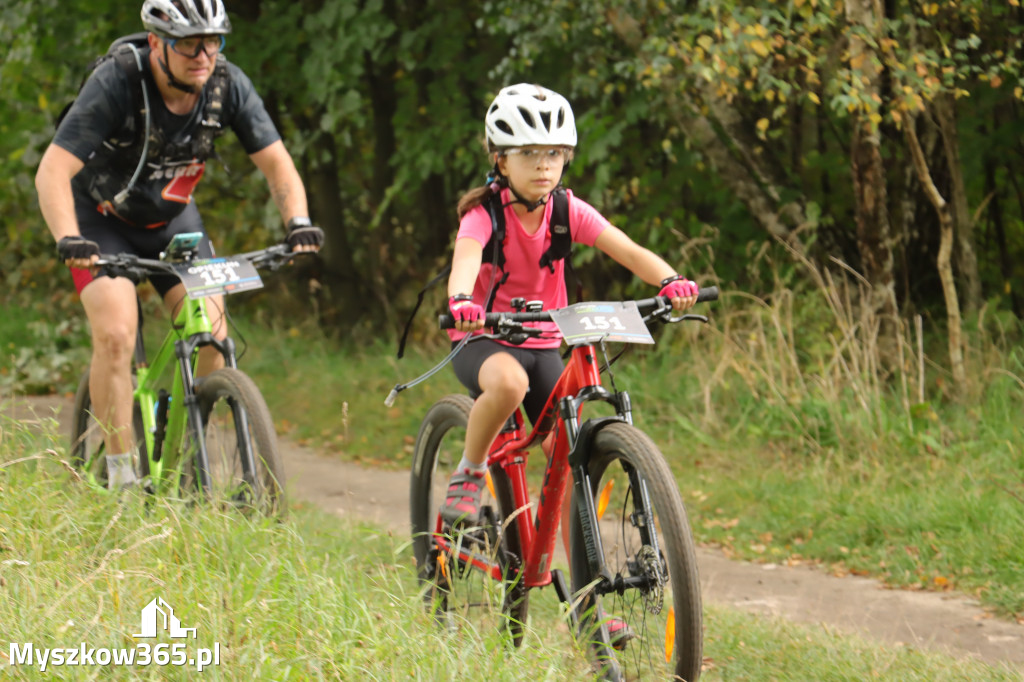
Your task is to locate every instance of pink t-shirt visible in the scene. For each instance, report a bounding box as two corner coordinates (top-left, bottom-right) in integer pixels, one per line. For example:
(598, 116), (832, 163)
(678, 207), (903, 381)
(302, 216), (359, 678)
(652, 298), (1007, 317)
(449, 187), (610, 348)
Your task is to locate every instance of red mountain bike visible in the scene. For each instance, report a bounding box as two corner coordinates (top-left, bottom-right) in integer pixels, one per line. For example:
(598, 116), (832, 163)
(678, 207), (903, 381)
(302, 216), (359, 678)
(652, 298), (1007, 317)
(408, 289), (716, 681)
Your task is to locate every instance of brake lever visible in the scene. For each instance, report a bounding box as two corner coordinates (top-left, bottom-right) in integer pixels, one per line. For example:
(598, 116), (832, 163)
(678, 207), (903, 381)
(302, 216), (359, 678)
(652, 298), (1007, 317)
(642, 298), (674, 325)
(667, 313), (709, 324)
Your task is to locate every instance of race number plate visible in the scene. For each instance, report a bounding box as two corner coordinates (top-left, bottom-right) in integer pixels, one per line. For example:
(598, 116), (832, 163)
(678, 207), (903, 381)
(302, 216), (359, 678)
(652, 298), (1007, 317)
(550, 301), (654, 346)
(173, 258), (263, 299)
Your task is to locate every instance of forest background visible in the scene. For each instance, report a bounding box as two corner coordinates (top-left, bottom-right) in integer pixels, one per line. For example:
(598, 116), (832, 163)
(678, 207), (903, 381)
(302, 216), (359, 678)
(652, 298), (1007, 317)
(2, 0), (1024, 630)
(3, 0), (1022, 363)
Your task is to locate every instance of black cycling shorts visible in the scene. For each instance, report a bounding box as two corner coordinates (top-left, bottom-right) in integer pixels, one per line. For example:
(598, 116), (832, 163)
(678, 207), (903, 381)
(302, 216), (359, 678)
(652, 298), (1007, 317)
(70, 201), (215, 297)
(451, 339), (564, 426)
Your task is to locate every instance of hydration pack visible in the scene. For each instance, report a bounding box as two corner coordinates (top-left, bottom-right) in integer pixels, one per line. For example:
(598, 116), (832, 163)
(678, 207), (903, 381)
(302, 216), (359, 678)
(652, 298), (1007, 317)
(55, 33), (230, 204)
(396, 187), (577, 358)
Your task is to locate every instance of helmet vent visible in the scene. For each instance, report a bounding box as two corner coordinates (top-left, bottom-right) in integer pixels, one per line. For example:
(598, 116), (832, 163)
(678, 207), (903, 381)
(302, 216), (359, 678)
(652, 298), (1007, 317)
(517, 107), (536, 129)
(540, 111), (551, 131)
(557, 109), (565, 127)
(495, 120), (513, 135)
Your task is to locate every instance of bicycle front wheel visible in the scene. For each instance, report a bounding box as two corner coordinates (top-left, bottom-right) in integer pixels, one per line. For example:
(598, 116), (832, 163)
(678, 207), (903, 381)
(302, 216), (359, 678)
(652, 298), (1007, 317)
(69, 367), (148, 488)
(190, 368), (286, 515)
(569, 422), (703, 681)
(409, 394), (528, 644)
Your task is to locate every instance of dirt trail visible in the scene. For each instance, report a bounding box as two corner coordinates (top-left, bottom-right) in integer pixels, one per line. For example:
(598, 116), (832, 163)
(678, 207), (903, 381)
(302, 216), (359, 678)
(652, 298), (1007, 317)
(8, 394), (1024, 674)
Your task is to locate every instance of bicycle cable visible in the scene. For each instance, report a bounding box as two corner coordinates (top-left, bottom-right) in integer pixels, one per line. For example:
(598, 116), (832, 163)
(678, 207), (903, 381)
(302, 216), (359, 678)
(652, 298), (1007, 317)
(386, 204), (506, 406)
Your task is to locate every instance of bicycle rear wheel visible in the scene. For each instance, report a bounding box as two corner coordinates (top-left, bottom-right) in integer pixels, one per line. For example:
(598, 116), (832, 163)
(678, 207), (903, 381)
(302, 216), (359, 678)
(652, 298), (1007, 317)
(189, 368), (286, 516)
(569, 422), (703, 681)
(69, 367), (148, 488)
(409, 394), (529, 644)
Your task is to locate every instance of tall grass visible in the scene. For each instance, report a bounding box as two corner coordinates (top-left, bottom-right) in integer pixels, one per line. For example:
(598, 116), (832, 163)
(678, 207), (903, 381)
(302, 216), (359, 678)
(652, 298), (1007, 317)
(2, 404), (1019, 680)
(222, 248), (1024, 619)
(645, 248), (1024, 617)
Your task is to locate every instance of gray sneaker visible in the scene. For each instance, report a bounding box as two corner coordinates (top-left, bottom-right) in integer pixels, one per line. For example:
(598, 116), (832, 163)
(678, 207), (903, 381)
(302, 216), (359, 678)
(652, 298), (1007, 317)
(439, 468), (486, 527)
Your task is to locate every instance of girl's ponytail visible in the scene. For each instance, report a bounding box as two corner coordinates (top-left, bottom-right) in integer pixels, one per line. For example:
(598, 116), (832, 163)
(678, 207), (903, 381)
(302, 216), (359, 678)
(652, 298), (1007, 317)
(456, 171), (504, 220)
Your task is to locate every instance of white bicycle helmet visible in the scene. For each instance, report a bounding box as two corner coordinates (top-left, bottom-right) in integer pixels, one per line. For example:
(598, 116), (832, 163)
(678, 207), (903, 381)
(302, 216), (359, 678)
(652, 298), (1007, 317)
(142, 0), (231, 38)
(485, 83), (577, 150)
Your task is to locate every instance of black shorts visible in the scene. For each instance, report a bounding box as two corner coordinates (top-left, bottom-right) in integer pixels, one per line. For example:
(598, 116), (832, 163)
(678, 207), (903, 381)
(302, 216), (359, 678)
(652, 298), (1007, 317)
(451, 339), (564, 426)
(70, 202), (215, 297)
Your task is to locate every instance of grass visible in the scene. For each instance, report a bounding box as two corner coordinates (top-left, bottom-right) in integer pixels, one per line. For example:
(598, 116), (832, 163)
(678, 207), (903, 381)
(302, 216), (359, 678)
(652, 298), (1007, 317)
(2, 247), (1022, 641)
(215, 259), (1024, 622)
(217, 294), (1024, 620)
(2, 407), (1020, 681)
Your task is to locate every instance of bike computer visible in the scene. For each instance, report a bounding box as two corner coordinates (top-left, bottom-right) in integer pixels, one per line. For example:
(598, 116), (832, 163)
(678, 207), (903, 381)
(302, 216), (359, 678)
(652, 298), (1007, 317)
(160, 232), (203, 261)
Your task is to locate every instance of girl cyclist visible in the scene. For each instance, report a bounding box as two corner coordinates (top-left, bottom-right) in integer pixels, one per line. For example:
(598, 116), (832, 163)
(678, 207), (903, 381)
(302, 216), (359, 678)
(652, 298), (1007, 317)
(442, 83), (700, 536)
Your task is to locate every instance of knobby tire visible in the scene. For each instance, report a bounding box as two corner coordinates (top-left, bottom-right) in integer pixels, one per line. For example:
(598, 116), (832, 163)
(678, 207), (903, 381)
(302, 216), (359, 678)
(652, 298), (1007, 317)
(568, 421), (703, 681)
(191, 367), (286, 516)
(409, 394), (529, 644)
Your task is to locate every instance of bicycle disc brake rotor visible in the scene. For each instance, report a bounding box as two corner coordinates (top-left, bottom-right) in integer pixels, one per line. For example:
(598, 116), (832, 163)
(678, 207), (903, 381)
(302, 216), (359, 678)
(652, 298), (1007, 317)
(636, 545), (665, 614)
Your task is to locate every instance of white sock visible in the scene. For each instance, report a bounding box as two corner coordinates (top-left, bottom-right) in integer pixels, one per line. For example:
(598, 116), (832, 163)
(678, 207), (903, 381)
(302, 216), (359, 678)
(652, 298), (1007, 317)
(105, 453), (138, 489)
(457, 454), (486, 474)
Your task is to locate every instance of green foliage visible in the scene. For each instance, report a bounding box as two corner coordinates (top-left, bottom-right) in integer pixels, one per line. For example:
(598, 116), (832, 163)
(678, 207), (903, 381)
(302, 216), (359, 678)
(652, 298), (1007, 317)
(3, 0), (1022, 364)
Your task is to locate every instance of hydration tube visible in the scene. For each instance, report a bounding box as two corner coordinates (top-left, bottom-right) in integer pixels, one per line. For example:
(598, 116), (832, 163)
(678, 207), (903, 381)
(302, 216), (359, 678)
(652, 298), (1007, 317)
(113, 43), (151, 206)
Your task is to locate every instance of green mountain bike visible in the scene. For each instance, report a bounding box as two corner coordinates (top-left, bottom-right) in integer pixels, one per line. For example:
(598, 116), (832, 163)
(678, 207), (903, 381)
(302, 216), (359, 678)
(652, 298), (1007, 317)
(69, 234), (295, 515)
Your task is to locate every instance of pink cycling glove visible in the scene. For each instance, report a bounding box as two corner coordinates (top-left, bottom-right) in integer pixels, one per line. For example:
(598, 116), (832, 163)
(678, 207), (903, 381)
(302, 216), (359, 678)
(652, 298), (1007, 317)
(658, 276), (699, 299)
(449, 295), (484, 323)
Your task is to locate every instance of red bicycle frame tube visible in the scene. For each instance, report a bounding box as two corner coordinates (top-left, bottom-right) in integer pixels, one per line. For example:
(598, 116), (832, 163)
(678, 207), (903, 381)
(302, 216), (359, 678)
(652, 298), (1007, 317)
(438, 343), (606, 588)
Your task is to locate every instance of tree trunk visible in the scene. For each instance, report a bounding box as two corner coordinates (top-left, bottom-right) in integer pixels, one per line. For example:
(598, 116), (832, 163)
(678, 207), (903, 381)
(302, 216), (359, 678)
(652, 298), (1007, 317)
(932, 94), (982, 314)
(905, 119), (967, 398)
(844, 0), (898, 368)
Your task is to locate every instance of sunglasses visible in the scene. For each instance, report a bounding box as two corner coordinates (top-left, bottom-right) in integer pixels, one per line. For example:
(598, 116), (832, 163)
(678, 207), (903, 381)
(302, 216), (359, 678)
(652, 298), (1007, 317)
(168, 35), (225, 59)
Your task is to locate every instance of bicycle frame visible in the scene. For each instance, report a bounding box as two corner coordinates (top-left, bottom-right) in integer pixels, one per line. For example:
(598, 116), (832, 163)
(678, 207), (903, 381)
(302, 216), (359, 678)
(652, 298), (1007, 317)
(133, 291), (253, 497)
(432, 342), (632, 593)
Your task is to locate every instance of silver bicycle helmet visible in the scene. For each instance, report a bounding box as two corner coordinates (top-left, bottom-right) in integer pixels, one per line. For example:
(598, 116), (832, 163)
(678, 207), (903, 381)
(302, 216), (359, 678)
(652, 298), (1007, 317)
(141, 0), (231, 38)
(485, 83), (577, 150)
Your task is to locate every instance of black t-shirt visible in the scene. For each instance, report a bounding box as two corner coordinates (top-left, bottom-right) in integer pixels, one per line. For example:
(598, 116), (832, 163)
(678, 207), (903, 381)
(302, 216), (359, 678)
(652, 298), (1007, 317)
(53, 46), (281, 226)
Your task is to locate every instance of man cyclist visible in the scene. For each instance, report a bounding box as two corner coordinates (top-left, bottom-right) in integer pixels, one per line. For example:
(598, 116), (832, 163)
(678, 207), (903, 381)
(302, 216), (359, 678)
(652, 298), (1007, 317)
(35, 0), (323, 489)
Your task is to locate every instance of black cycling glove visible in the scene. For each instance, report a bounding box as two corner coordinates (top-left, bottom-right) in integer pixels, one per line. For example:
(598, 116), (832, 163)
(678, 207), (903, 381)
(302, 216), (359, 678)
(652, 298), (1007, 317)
(284, 217), (324, 250)
(56, 235), (100, 262)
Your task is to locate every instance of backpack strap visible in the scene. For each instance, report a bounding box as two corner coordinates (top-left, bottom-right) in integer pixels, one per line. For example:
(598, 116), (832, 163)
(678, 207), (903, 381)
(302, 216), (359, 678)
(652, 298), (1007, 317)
(192, 54), (229, 160)
(107, 39), (151, 207)
(482, 191), (510, 312)
(539, 187), (572, 272)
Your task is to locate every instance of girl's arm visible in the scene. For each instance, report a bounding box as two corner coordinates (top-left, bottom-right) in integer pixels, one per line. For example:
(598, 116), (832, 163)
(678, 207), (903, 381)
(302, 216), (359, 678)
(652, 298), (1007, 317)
(594, 224), (698, 311)
(448, 237), (484, 297)
(593, 224), (679, 285)
(448, 237), (486, 332)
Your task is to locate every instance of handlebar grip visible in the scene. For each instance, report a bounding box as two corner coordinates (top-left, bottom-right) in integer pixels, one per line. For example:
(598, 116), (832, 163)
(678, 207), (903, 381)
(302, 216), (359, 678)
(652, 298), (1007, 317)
(696, 286), (719, 303)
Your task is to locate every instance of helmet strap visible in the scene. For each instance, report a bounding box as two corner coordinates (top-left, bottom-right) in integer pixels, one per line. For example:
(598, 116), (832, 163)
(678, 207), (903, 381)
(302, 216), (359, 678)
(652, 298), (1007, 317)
(494, 161), (566, 213)
(158, 43), (196, 94)
(503, 182), (551, 212)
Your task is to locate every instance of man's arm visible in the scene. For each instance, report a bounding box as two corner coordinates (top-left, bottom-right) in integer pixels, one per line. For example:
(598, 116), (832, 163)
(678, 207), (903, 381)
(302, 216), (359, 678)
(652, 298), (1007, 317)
(250, 140), (308, 223)
(249, 140), (321, 252)
(36, 144), (97, 269)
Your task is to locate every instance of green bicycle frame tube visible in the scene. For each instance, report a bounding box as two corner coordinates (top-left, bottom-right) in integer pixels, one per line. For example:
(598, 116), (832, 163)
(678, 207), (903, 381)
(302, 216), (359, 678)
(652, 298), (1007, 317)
(134, 293), (217, 494)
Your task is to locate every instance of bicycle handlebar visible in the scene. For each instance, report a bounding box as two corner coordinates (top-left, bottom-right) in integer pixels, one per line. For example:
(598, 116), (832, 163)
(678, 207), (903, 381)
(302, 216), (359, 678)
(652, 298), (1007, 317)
(94, 243), (297, 280)
(438, 286), (719, 330)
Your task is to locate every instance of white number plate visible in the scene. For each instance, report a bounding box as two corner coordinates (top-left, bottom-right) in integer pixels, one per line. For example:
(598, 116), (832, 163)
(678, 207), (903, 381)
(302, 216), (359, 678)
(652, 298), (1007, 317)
(550, 301), (654, 346)
(173, 258), (263, 299)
